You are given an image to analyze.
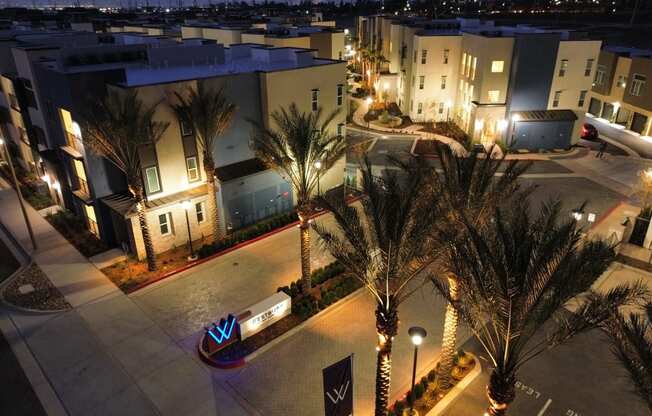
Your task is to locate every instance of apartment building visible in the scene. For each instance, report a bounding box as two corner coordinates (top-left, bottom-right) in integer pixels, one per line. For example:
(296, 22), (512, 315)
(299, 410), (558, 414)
(357, 16), (601, 150)
(181, 23), (346, 60)
(0, 30), (346, 260)
(586, 47), (652, 137)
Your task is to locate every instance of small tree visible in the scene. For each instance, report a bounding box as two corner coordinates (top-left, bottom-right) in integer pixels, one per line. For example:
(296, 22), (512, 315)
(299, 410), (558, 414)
(81, 89), (169, 271)
(432, 198), (647, 415)
(250, 104), (345, 295)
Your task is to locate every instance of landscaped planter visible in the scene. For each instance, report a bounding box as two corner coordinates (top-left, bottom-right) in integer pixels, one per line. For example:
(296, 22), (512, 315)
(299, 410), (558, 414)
(388, 350), (479, 416)
(198, 261), (361, 369)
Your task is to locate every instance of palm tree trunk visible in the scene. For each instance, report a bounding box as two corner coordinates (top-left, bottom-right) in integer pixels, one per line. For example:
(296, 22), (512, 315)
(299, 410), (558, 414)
(374, 303), (398, 416)
(298, 209), (311, 295)
(204, 155), (222, 241)
(485, 369), (516, 416)
(133, 186), (158, 272)
(437, 273), (459, 390)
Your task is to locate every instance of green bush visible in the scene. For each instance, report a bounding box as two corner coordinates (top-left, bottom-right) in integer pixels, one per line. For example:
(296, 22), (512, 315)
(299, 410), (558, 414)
(393, 400), (405, 415)
(427, 369), (436, 382)
(292, 295), (318, 320)
(414, 383), (425, 399)
(406, 390), (415, 407)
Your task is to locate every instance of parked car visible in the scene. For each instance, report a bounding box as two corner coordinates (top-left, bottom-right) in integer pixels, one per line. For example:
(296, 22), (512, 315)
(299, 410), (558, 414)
(580, 123), (599, 141)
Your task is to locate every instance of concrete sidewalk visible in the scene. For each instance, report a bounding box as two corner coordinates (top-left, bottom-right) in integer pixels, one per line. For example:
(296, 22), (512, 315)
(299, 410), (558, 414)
(0, 181), (249, 416)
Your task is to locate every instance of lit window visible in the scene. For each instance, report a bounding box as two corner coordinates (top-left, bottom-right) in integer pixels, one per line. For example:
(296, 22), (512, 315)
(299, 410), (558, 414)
(196, 202), (205, 223)
(443, 49), (449, 64)
(311, 89), (319, 112)
(471, 57), (477, 80)
(180, 120), (193, 136)
(578, 90), (587, 107)
(488, 90), (500, 103)
(630, 74), (646, 96)
(461, 53), (467, 75)
(186, 156), (199, 182)
(438, 102), (444, 114)
(336, 84), (343, 107)
(595, 65), (606, 86)
(553, 90), (561, 108)
(419, 76), (425, 90)
(417, 102), (423, 115)
(491, 60), (504, 73)
(584, 59), (594, 77)
(421, 49), (427, 64)
(440, 75), (447, 90)
(145, 166), (161, 193)
(558, 59), (568, 77)
(159, 212), (173, 236)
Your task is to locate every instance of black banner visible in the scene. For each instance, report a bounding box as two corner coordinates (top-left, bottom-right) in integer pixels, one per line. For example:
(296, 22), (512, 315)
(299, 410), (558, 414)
(322, 355), (353, 416)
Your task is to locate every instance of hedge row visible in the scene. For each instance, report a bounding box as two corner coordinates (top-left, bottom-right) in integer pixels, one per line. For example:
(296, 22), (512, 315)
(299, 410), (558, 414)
(197, 211), (299, 258)
(276, 261), (346, 299)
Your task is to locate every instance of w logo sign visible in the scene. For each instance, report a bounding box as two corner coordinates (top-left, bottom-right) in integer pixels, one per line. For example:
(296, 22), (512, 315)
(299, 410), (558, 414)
(322, 355), (353, 416)
(204, 314), (240, 354)
(326, 381), (350, 405)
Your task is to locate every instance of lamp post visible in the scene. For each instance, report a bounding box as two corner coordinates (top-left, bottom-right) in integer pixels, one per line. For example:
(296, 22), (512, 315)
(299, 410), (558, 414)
(0, 138), (37, 251)
(408, 326), (427, 415)
(365, 96), (373, 129)
(314, 160), (323, 212)
(181, 200), (197, 261)
(445, 100), (452, 123)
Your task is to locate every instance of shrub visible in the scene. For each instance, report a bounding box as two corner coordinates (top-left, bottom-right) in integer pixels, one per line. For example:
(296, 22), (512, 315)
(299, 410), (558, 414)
(406, 390), (415, 407)
(292, 295), (318, 320)
(393, 400), (405, 414)
(427, 369), (436, 382)
(420, 376), (429, 390)
(414, 383), (425, 399)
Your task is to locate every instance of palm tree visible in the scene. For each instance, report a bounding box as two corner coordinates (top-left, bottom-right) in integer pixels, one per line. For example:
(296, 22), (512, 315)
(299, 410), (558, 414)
(603, 303), (652, 411)
(250, 103), (345, 295)
(169, 81), (236, 241)
(314, 156), (438, 415)
(431, 145), (531, 390)
(81, 89), (169, 271)
(432, 198), (647, 415)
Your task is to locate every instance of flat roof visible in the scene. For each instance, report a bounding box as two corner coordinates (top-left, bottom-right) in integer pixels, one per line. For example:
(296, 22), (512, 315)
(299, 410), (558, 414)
(512, 110), (578, 122)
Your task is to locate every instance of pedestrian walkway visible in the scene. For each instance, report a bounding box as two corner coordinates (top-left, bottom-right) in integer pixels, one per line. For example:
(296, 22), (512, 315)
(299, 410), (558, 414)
(0, 179), (250, 416)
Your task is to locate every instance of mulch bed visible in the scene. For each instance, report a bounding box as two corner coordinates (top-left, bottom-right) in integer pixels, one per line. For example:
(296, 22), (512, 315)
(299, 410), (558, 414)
(3, 264), (71, 311)
(413, 139), (447, 157)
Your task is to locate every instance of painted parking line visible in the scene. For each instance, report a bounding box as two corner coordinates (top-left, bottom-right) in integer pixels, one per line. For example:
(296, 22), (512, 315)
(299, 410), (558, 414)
(537, 399), (552, 416)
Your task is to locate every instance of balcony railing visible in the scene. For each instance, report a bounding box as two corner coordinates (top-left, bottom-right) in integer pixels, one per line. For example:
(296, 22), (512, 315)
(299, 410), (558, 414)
(76, 176), (90, 198)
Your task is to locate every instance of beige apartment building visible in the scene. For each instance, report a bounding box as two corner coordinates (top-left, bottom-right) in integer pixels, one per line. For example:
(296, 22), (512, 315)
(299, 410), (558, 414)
(357, 15), (601, 149)
(586, 47), (652, 137)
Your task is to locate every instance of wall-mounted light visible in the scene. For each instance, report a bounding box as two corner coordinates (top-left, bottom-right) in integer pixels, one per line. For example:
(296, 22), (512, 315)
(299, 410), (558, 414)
(383, 82), (389, 91)
(512, 114), (521, 122)
(53, 181), (61, 191)
(474, 118), (484, 131)
(497, 119), (508, 131)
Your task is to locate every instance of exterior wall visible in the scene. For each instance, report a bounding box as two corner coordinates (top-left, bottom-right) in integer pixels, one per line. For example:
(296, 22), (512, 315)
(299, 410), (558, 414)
(259, 61), (347, 192)
(130, 193), (212, 259)
(623, 56), (652, 112)
(592, 50), (618, 96)
(309, 31), (345, 60)
(181, 26), (203, 39)
(267, 36), (311, 50)
(547, 40), (601, 111)
(409, 34), (461, 122)
(203, 28), (243, 46)
(241, 33), (266, 45)
(512, 120), (574, 150)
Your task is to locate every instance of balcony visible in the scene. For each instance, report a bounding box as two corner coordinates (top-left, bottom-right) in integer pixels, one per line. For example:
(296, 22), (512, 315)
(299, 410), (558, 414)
(73, 176), (92, 202)
(60, 131), (83, 159)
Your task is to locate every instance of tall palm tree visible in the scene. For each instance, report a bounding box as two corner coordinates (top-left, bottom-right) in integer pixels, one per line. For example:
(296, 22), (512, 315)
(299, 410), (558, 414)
(432, 198), (647, 415)
(81, 89), (169, 271)
(169, 81), (236, 241)
(431, 145), (531, 390)
(603, 303), (652, 411)
(314, 156), (438, 415)
(250, 103), (345, 295)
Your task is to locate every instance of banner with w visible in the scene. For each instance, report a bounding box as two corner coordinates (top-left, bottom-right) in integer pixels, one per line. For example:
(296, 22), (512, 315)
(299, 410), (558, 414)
(322, 355), (353, 416)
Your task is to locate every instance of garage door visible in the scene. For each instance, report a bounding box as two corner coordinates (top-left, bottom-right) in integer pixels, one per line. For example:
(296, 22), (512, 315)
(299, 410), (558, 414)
(631, 112), (648, 134)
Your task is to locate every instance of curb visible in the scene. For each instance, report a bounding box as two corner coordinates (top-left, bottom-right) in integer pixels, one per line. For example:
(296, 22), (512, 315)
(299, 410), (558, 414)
(426, 353), (483, 416)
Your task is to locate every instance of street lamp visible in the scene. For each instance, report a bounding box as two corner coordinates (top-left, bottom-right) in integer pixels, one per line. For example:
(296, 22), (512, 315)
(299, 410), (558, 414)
(181, 200), (197, 261)
(314, 160), (323, 212)
(408, 326), (427, 414)
(0, 137), (37, 251)
(366, 97), (373, 129)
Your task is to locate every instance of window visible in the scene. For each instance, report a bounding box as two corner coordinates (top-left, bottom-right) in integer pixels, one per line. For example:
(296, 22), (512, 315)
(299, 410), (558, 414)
(311, 89), (319, 112)
(186, 156), (199, 182)
(145, 166), (161, 194)
(438, 102), (444, 114)
(338, 51), (342, 60)
(488, 90), (500, 103)
(595, 65), (606, 86)
(461, 53), (467, 75)
(421, 49), (427, 64)
(584, 59), (594, 76)
(443, 49), (449, 64)
(440, 75), (447, 90)
(413, 50), (417, 63)
(630, 74), (646, 96)
(196, 202), (205, 223)
(617, 75), (628, 88)
(337, 123), (345, 137)
(336, 84), (343, 107)
(578, 90), (587, 107)
(410, 100), (413, 111)
(491, 60), (504, 73)
(419, 76), (425, 90)
(180, 120), (193, 136)
(471, 57), (477, 80)
(159, 212), (173, 236)
(417, 102), (423, 115)
(553, 90), (561, 108)
(412, 75), (415, 87)
(558, 59), (568, 77)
